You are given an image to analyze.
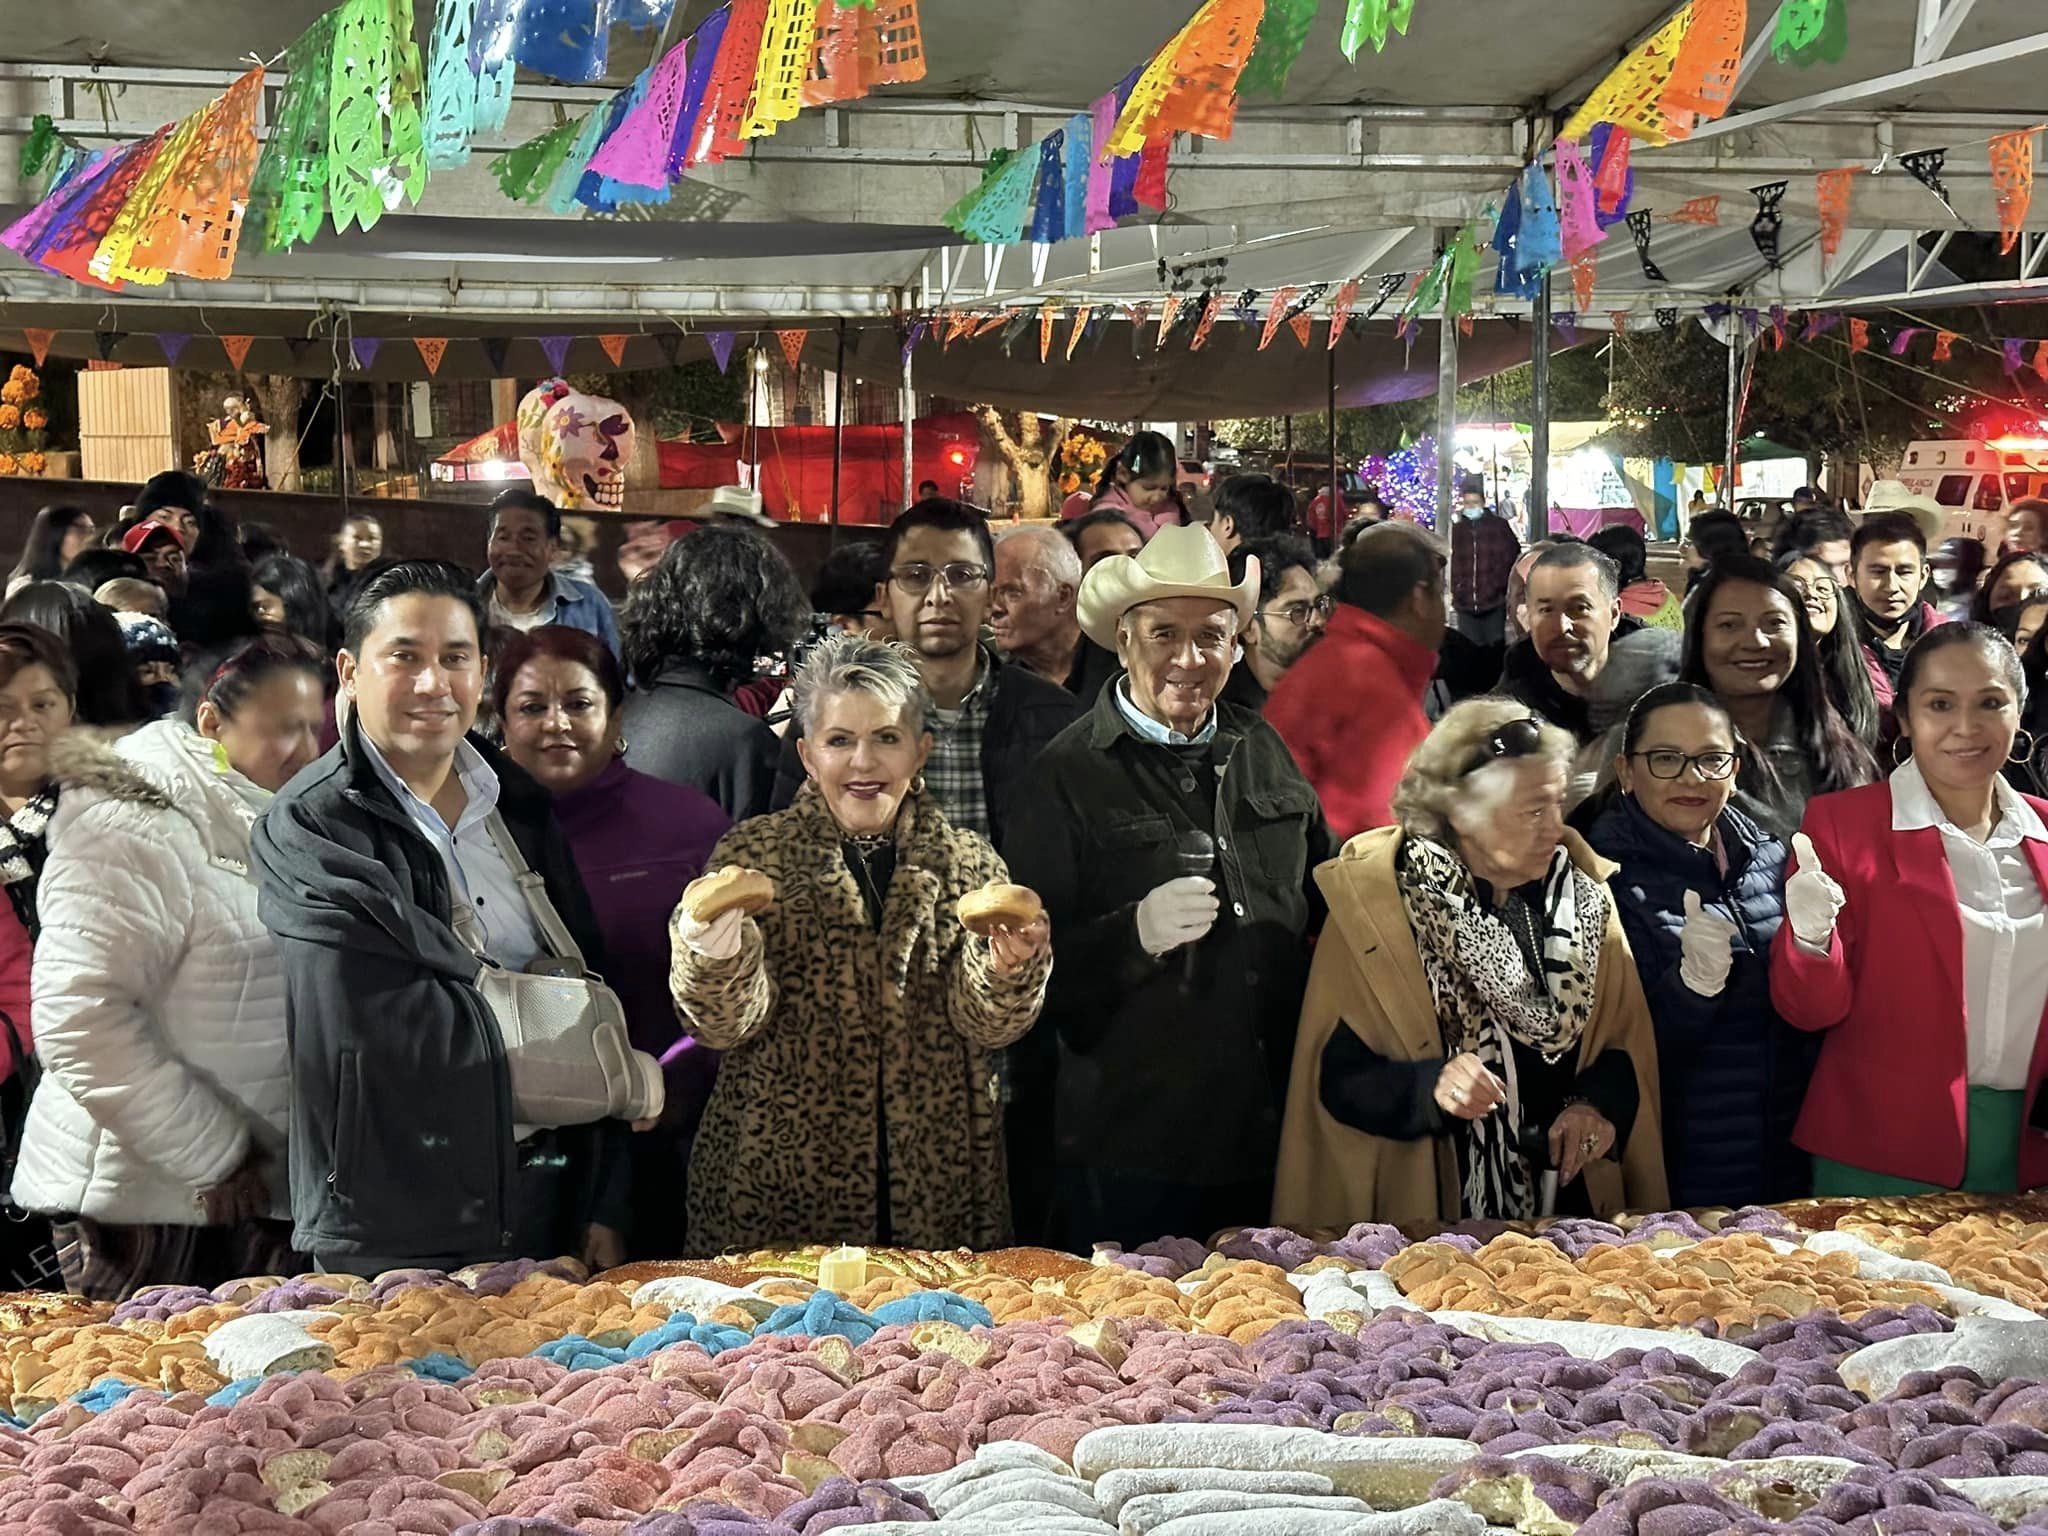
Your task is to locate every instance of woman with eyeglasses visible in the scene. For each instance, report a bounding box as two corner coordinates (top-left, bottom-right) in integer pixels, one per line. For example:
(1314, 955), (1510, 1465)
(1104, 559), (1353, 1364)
(1776, 551), (1881, 747)
(1588, 684), (1813, 1208)
(1275, 698), (1666, 1230)
(1774, 625), (2048, 1197)
(1681, 556), (1877, 841)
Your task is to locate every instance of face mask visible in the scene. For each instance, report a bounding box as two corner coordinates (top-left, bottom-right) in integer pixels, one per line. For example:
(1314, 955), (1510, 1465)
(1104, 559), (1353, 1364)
(143, 682), (181, 719)
(1460, 503), (1486, 520)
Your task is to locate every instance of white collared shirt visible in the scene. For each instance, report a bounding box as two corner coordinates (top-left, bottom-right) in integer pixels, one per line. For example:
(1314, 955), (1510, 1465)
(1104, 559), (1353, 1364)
(1891, 757), (2048, 1090)
(1112, 678), (1218, 746)
(359, 733), (545, 972)
(487, 574), (560, 634)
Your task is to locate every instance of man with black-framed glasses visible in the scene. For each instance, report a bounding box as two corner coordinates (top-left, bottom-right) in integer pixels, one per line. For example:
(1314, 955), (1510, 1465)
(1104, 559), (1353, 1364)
(1267, 523), (1447, 840)
(1221, 534), (1330, 713)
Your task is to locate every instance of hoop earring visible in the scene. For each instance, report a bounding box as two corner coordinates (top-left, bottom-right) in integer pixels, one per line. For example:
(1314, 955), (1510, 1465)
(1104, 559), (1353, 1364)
(910, 774), (926, 796)
(2012, 730), (2038, 766)
(614, 737), (629, 758)
(1892, 736), (1913, 768)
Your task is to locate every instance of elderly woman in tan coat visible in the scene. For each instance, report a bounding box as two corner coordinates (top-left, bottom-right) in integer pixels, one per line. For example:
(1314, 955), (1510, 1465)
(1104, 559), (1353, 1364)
(669, 634), (1052, 1256)
(1275, 698), (1666, 1230)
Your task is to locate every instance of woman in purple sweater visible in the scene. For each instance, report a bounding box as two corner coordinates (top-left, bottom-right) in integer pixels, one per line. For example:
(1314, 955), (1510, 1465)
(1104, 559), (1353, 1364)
(495, 625), (729, 1259)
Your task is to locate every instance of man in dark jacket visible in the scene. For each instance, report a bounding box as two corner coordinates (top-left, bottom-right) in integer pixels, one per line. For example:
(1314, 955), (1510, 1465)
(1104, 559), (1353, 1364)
(1006, 525), (1334, 1253)
(1497, 542), (1629, 744)
(254, 561), (629, 1275)
(1450, 478), (1520, 644)
(773, 499), (1079, 847)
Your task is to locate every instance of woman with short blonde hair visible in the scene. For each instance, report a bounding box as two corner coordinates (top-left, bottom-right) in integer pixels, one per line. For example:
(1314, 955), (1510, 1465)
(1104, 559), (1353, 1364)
(1276, 699), (1667, 1228)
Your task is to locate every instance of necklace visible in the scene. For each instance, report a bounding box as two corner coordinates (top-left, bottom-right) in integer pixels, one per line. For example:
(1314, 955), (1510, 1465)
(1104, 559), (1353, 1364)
(846, 830), (893, 855)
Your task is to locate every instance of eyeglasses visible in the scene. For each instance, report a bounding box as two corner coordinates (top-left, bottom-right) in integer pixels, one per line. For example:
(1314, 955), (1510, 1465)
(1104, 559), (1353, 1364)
(1788, 575), (1837, 599)
(1629, 749), (1739, 781)
(890, 561), (989, 595)
(1459, 717), (1545, 778)
(1259, 596), (1335, 627)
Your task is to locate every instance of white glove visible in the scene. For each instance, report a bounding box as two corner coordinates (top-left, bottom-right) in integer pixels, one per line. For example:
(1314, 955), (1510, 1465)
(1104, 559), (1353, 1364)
(677, 907), (746, 961)
(1135, 876), (1219, 957)
(1677, 889), (1739, 998)
(1786, 832), (1847, 949)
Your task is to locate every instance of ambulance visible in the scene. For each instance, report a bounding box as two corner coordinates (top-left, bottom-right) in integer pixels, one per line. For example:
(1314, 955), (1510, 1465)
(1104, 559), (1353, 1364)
(1896, 435), (2048, 547)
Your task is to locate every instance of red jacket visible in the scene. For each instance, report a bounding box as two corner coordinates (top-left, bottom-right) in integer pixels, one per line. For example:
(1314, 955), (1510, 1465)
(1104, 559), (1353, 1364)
(1265, 605), (1437, 842)
(1771, 778), (2048, 1190)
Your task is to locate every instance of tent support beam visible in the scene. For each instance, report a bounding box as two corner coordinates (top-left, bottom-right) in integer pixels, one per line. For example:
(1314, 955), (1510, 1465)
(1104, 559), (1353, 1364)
(1723, 326), (1741, 517)
(831, 319), (847, 544)
(1688, 32), (2048, 144)
(900, 310), (915, 518)
(1916, 0), (1984, 66)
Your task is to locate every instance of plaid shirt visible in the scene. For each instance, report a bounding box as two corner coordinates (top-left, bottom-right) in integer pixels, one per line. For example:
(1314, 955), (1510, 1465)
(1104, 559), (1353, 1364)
(924, 656), (992, 837)
(1451, 509), (1521, 615)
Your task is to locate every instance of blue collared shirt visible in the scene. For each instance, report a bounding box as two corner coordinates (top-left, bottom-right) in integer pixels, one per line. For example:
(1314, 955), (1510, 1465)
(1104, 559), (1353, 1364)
(1112, 677), (1219, 746)
(358, 732), (544, 970)
(481, 570), (621, 658)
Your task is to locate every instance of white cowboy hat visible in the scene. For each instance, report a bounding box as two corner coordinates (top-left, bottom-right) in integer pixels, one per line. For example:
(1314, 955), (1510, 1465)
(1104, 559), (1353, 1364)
(1862, 480), (1947, 545)
(695, 484), (775, 526)
(1077, 523), (1259, 650)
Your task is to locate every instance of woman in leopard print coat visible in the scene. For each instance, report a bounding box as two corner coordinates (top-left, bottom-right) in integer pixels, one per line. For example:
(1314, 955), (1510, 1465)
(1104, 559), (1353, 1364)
(669, 636), (1051, 1256)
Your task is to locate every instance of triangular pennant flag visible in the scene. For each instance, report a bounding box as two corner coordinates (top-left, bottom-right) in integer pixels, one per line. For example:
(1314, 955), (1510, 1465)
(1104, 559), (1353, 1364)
(2035, 341), (2048, 382)
(352, 336), (383, 371)
(1555, 138), (1603, 260)
(1654, 308), (1678, 336)
(1610, 310), (1632, 336)
(1740, 307), (1760, 337)
(1888, 328), (1923, 356)
(1669, 195), (1721, 226)
(900, 320), (930, 364)
(1625, 210), (1666, 283)
(706, 330), (738, 374)
(1156, 294), (1183, 349)
(1289, 311), (1314, 347)
(1325, 279), (1362, 349)
(1802, 312), (1841, 341)
(287, 336), (318, 361)
(1991, 129), (2037, 256)
(1039, 304), (1057, 364)
(974, 312), (1011, 339)
(1066, 306), (1092, 361)
(484, 336), (512, 375)
(1457, 313), (1475, 338)
(1259, 287), (1299, 350)
(221, 335), (255, 370)
(1899, 147), (1955, 220)
(1190, 291), (1223, 352)
(1571, 251), (1597, 312)
(539, 335), (574, 374)
(777, 329), (807, 370)
(656, 332), (682, 367)
(998, 311), (1033, 355)
(1749, 181), (1788, 269)
(1361, 272), (1406, 324)
(158, 332), (192, 365)
(597, 333), (631, 367)
(1848, 317), (1870, 353)
(95, 331), (122, 363)
(1555, 311), (1579, 345)
(1593, 126), (1633, 219)
(414, 337), (449, 375)
(2004, 338), (2028, 374)
(1934, 330), (1959, 362)
(1815, 166), (1857, 267)
(21, 330), (55, 368)
(1772, 0), (1849, 67)
(1770, 305), (1789, 350)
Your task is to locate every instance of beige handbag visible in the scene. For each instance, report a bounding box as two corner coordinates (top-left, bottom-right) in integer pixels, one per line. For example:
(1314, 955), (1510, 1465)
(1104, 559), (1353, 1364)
(451, 813), (664, 1129)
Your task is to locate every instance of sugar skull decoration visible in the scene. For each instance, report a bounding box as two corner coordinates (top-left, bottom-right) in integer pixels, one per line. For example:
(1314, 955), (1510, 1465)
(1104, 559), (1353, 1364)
(518, 382), (636, 512)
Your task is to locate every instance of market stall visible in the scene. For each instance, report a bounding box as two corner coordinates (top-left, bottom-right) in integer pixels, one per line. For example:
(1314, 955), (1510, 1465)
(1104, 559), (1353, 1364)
(6, 1196), (2048, 1532)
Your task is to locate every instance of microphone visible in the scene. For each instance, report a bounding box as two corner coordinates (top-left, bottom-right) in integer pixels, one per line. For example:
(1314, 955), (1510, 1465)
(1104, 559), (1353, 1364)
(1172, 830), (1216, 987)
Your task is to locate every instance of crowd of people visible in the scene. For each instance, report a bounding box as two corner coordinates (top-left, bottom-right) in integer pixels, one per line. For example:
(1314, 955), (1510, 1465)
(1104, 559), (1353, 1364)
(1, 455), (2046, 1303)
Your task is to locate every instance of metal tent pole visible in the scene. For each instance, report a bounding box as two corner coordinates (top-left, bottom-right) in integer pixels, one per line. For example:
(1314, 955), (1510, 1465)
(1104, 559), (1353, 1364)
(1326, 345), (1338, 541)
(1723, 324), (1741, 513)
(900, 319), (915, 515)
(831, 320), (847, 544)
(1530, 270), (1552, 542)
(1435, 238), (1458, 521)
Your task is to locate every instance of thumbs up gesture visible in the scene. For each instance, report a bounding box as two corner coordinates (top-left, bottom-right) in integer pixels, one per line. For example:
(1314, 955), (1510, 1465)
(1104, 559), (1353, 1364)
(1677, 889), (1740, 998)
(1786, 832), (1847, 949)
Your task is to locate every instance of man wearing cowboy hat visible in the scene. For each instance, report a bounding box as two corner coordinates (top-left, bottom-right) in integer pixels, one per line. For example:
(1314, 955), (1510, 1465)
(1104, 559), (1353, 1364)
(1005, 524), (1334, 1253)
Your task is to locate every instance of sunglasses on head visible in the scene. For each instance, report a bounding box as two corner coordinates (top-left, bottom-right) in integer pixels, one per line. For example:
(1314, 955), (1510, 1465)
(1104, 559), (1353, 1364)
(1460, 717), (1545, 778)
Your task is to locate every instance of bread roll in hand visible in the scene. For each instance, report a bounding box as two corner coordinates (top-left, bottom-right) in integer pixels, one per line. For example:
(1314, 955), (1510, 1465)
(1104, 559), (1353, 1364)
(681, 866), (776, 925)
(956, 882), (1044, 936)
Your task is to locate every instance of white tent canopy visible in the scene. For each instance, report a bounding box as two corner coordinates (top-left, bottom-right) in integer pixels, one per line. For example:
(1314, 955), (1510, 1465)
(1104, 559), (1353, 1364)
(1, 1), (2043, 335)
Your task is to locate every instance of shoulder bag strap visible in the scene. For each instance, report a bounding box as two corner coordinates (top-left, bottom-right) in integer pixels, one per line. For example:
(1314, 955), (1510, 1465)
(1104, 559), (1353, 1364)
(480, 809), (589, 972)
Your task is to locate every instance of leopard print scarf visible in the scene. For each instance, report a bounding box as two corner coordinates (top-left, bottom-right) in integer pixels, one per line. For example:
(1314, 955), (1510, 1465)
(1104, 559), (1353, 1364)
(1397, 835), (1605, 1220)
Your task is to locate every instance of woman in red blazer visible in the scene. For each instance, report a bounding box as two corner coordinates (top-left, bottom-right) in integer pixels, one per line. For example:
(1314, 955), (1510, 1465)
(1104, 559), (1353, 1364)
(1772, 623), (2048, 1196)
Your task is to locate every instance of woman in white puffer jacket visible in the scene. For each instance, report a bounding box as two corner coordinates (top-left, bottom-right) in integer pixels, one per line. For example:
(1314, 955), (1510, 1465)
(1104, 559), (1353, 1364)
(13, 635), (327, 1300)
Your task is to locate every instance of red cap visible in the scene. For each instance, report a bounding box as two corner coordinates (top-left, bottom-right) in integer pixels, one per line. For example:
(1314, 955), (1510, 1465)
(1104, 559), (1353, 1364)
(120, 520), (186, 555)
